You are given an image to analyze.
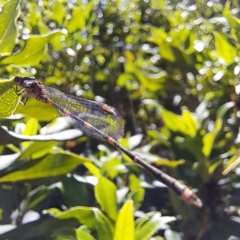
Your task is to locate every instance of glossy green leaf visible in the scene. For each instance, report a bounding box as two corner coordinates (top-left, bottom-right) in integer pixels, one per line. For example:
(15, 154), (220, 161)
(95, 177), (118, 221)
(135, 69), (166, 91)
(17, 140), (57, 160)
(129, 174), (141, 191)
(223, 1), (240, 44)
(93, 208), (114, 240)
(67, 2), (93, 33)
(164, 229), (182, 240)
(0, 151), (89, 182)
(131, 189), (145, 210)
(113, 201), (134, 240)
(161, 107), (198, 137)
(0, 0), (20, 56)
(0, 126), (83, 145)
(135, 212), (175, 240)
(21, 118), (40, 148)
(15, 98), (60, 121)
(202, 102), (234, 157)
(160, 40), (175, 62)
(214, 32), (236, 65)
(0, 78), (19, 117)
(22, 118), (39, 136)
(56, 207), (114, 240)
(28, 186), (49, 209)
(202, 131), (216, 157)
(102, 156), (125, 179)
(51, 1), (65, 25)
(216, 102), (235, 120)
(75, 228), (95, 240)
(0, 30), (64, 67)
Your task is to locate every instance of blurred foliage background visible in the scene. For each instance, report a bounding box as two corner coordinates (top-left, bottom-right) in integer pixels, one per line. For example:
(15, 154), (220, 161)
(1, 0), (240, 239)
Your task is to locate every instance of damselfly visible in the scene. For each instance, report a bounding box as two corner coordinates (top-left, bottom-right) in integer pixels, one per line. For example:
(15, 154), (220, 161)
(14, 76), (203, 208)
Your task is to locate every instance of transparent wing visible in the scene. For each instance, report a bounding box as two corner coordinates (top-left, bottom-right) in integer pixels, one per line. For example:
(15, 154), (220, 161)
(43, 86), (124, 140)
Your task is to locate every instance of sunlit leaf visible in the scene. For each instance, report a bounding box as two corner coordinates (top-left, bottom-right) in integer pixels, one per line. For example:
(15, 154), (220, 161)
(135, 69), (166, 91)
(56, 207), (114, 240)
(95, 177), (118, 221)
(15, 98), (60, 121)
(202, 131), (216, 158)
(214, 31), (236, 65)
(113, 201), (134, 240)
(51, 1), (65, 25)
(160, 40), (175, 62)
(161, 107), (198, 137)
(22, 118), (39, 136)
(223, 1), (240, 45)
(0, 30), (65, 67)
(21, 118), (39, 148)
(0, 126), (83, 145)
(165, 229), (182, 240)
(67, 2), (93, 33)
(0, 77), (19, 117)
(135, 212), (175, 240)
(216, 102), (235, 120)
(75, 228), (95, 240)
(0, 151), (89, 182)
(0, 0), (20, 56)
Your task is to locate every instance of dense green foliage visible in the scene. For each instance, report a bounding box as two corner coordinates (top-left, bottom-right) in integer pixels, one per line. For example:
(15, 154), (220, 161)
(1, 0), (240, 239)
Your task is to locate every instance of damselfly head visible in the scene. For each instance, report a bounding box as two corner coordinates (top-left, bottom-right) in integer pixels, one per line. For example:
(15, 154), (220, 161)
(14, 76), (38, 88)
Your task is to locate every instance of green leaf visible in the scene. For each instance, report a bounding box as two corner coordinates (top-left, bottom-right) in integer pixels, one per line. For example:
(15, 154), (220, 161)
(75, 228), (95, 240)
(135, 212), (175, 240)
(51, 2), (65, 25)
(202, 102), (234, 157)
(202, 131), (216, 157)
(17, 140), (57, 160)
(67, 2), (93, 33)
(15, 98), (60, 121)
(94, 177), (118, 221)
(28, 186), (49, 209)
(160, 40), (175, 62)
(22, 118), (39, 136)
(0, 77), (19, 117)
(21, 118), (40, 148)
(216, 102), (235, 120)
(164, 229), (182, 240)
(0, 0), (20, 56)
(161, 107), (198, 137)
(129, 174), (141, 191)
(0, 30), (65, 67)
(0, 126), (83, 145)
(113, 201), (134, 240)
(135, 69), (167, 91)
(56, 207), (114, 240)
(131, 189), (145, 210)
(223, 1), (240, 45)
(214, 31), (236, 65)
(0, 150), (89, 182)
